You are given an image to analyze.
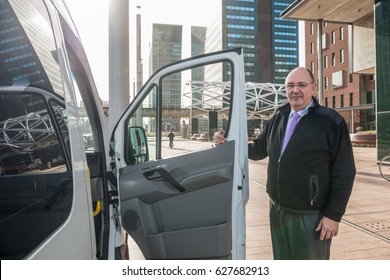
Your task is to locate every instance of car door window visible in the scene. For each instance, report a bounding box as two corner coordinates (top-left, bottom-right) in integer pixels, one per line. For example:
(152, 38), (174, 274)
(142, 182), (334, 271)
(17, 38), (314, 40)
(125, 61), (233, 164)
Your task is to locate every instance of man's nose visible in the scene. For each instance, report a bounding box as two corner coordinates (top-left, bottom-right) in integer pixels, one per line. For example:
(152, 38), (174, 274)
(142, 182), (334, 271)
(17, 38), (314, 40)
(291, 85), (300, 92)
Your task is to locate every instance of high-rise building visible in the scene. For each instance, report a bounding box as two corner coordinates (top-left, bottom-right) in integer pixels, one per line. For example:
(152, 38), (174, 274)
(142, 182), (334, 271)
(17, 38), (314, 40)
(206, 0), (299, 83)
(191, 26), (206, 87)
(268, 0), (299, 83)
(148, 1), (299, 90)
(223, 0), (258, 82)
(257, 0), (299, 83)
(0, 0), (63, 95)
(150, 23), (183, 109)
(191, 26), (206, 105)
(205, 0), (299, 83)
(305, 21), (376, 133)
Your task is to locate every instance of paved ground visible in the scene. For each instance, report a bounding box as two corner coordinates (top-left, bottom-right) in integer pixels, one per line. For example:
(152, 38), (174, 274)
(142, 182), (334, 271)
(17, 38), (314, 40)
(128, 142), (390, 260)
(246, 147), (390, 260)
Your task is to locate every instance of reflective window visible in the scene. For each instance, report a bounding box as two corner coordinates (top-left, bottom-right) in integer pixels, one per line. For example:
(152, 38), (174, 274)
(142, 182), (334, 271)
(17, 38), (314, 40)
(0, 0), (73, 259)
(0, 91), (71, 259)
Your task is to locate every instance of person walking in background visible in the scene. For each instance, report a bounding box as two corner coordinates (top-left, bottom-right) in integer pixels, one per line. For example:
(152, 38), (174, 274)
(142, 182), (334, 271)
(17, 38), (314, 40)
(214, 67), (356, 260)
(167, 130), (175, 148)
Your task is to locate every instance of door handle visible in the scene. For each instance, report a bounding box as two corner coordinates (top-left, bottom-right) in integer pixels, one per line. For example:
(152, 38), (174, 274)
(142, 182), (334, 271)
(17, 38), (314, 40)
(143, 167), (185, 192)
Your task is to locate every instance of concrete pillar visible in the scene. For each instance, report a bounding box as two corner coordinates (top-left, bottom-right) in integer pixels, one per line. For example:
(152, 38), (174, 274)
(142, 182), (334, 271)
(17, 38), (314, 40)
(109, 0), (129, 133)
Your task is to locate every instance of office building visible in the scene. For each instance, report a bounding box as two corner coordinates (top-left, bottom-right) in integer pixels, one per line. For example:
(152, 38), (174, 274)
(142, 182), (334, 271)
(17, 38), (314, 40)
(150, 23), (183, 109)
(205, 0), (299, 83)
(281, 0), (389, 161)
(258, 0), (299, 83)
(305, 21), (376, 133)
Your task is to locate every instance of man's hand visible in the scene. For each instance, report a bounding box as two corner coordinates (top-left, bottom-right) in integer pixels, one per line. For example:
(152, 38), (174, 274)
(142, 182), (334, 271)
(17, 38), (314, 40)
(213, 129), (226, 145)
(316, 216), (340, 240)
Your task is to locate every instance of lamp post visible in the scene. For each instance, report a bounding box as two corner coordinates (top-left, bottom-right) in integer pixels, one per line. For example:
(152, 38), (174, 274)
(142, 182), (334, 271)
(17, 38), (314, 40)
(136, 5), (143, 96)
(109, 0), (130, 132)
(135, 5), (143, 127)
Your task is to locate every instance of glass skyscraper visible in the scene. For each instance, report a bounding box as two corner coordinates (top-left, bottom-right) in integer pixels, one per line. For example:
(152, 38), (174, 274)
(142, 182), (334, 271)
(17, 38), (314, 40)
(224, 0), (258, 82)
(206, 0), (299, 83)
(269, 0), (298, 83)
(150, 23), (182, 109)
(253, 0), (299, 83)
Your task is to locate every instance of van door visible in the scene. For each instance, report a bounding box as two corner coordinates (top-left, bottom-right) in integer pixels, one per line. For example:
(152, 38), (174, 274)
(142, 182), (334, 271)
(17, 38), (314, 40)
(112, 49), (249, 259)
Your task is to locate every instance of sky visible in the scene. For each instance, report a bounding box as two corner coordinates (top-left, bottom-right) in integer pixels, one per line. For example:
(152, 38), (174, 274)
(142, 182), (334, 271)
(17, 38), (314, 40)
(66, 0), (216, 101)
(65, 0), (304, 101)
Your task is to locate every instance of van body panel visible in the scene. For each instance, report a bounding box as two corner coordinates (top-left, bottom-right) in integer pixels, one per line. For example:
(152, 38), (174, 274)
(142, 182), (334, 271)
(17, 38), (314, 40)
(0, 0), (248, 260)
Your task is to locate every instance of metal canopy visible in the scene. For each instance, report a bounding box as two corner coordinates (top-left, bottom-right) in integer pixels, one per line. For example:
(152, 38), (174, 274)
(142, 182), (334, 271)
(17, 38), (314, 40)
(184, 81), (288, 120)
(280, 0), (374, 23)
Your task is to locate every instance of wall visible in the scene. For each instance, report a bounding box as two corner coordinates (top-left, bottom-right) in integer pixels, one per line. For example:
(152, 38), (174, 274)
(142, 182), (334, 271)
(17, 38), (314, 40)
(353, 14), (375, 74)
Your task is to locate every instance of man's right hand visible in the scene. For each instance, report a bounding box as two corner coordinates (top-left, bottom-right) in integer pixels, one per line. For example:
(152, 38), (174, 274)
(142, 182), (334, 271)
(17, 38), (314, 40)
(213, 129), (226, 145)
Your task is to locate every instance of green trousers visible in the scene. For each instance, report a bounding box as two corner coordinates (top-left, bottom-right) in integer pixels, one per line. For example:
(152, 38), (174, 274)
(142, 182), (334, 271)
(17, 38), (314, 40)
(269, 201), (331, 260)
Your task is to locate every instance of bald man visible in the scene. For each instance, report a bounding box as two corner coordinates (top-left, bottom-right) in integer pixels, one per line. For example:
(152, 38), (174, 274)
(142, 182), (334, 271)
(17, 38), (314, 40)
(214, 67), (356, 259)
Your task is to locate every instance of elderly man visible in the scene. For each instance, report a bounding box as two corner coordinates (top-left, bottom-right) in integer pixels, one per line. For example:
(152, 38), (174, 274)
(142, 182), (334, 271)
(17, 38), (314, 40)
(214, 67), (356, 259)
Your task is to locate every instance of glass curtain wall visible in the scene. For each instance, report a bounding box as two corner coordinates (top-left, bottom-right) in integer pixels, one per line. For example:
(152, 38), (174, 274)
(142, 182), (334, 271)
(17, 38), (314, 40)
(376, 0), (390, 160)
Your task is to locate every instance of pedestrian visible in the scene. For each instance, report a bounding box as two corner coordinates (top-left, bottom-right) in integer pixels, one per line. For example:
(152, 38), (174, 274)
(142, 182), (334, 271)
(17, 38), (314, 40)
(214, 67), (356, 260)
(167, 130), (175, 148)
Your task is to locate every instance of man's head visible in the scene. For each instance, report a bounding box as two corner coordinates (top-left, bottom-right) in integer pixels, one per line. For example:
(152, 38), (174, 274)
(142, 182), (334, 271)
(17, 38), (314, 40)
(285, 67), (316, 111)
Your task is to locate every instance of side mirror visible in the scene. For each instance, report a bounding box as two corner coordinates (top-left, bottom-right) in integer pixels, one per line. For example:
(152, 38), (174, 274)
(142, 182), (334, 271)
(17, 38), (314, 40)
(127, 126), (149, 165)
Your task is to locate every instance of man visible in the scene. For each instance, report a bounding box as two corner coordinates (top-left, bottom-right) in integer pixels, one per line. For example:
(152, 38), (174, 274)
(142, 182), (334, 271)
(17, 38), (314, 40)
(167, 130), (175, 148)
(214, 67), (356, 259)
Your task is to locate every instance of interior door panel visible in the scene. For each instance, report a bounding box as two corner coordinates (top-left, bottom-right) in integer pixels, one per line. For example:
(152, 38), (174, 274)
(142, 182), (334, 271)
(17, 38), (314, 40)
(119, 141), (235, 259)
(115, 49), (248, 260)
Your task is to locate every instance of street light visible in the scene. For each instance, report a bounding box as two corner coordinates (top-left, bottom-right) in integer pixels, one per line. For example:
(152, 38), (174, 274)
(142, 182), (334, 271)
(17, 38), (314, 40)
(136, 5), (143, 94)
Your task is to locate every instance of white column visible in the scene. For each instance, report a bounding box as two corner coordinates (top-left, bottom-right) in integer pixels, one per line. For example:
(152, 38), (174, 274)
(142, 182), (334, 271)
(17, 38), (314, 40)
(109, 0), (130, 132)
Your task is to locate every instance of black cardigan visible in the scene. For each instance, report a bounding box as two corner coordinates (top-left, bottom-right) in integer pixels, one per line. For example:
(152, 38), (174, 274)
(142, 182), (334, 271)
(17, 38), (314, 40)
(249, 98), (356, 222)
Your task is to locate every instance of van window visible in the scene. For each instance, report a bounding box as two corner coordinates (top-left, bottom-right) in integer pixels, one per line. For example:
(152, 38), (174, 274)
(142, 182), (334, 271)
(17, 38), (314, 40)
(0, 91), (72, 259)
(0, 0), (74, 259)
(125, 61), (233, 163)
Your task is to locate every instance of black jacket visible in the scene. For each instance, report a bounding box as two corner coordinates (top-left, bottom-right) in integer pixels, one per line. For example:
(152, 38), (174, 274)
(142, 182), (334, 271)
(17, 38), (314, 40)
(249, 98), (356, 222)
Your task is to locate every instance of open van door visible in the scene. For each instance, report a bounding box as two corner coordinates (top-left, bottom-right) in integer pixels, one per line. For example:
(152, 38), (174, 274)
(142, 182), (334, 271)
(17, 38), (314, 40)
(111, 48), (249, 260)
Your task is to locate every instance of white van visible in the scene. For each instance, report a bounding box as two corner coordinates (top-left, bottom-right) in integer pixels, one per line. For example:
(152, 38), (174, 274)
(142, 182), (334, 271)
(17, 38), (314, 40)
(0, 0), (248, 260)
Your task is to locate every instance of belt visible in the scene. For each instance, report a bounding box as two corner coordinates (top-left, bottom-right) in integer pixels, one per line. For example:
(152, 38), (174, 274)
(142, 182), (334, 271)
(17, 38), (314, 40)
(270, 198), (323, 215)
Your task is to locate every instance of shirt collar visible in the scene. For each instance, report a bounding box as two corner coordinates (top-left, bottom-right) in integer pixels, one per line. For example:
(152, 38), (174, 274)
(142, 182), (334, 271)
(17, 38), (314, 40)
(289, 99), (315, 118)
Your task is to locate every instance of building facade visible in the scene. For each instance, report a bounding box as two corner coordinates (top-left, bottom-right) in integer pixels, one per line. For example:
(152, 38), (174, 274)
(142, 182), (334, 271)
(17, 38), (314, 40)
(205, 0), (299, 83)
(305, 21), (376, 134)
(150, 23), (183, 109)
(191, 25), (207, 104)
(282, 0), (389, 160)
(375, 1), (390, 159)
(258, 0), (299, 83)
(147, 1), (301, 137)
(223, 0), (258, 82)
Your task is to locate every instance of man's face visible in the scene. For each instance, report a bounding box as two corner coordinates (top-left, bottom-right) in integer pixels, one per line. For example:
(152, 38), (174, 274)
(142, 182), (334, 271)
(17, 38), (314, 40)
(285, 68), (316, 111)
